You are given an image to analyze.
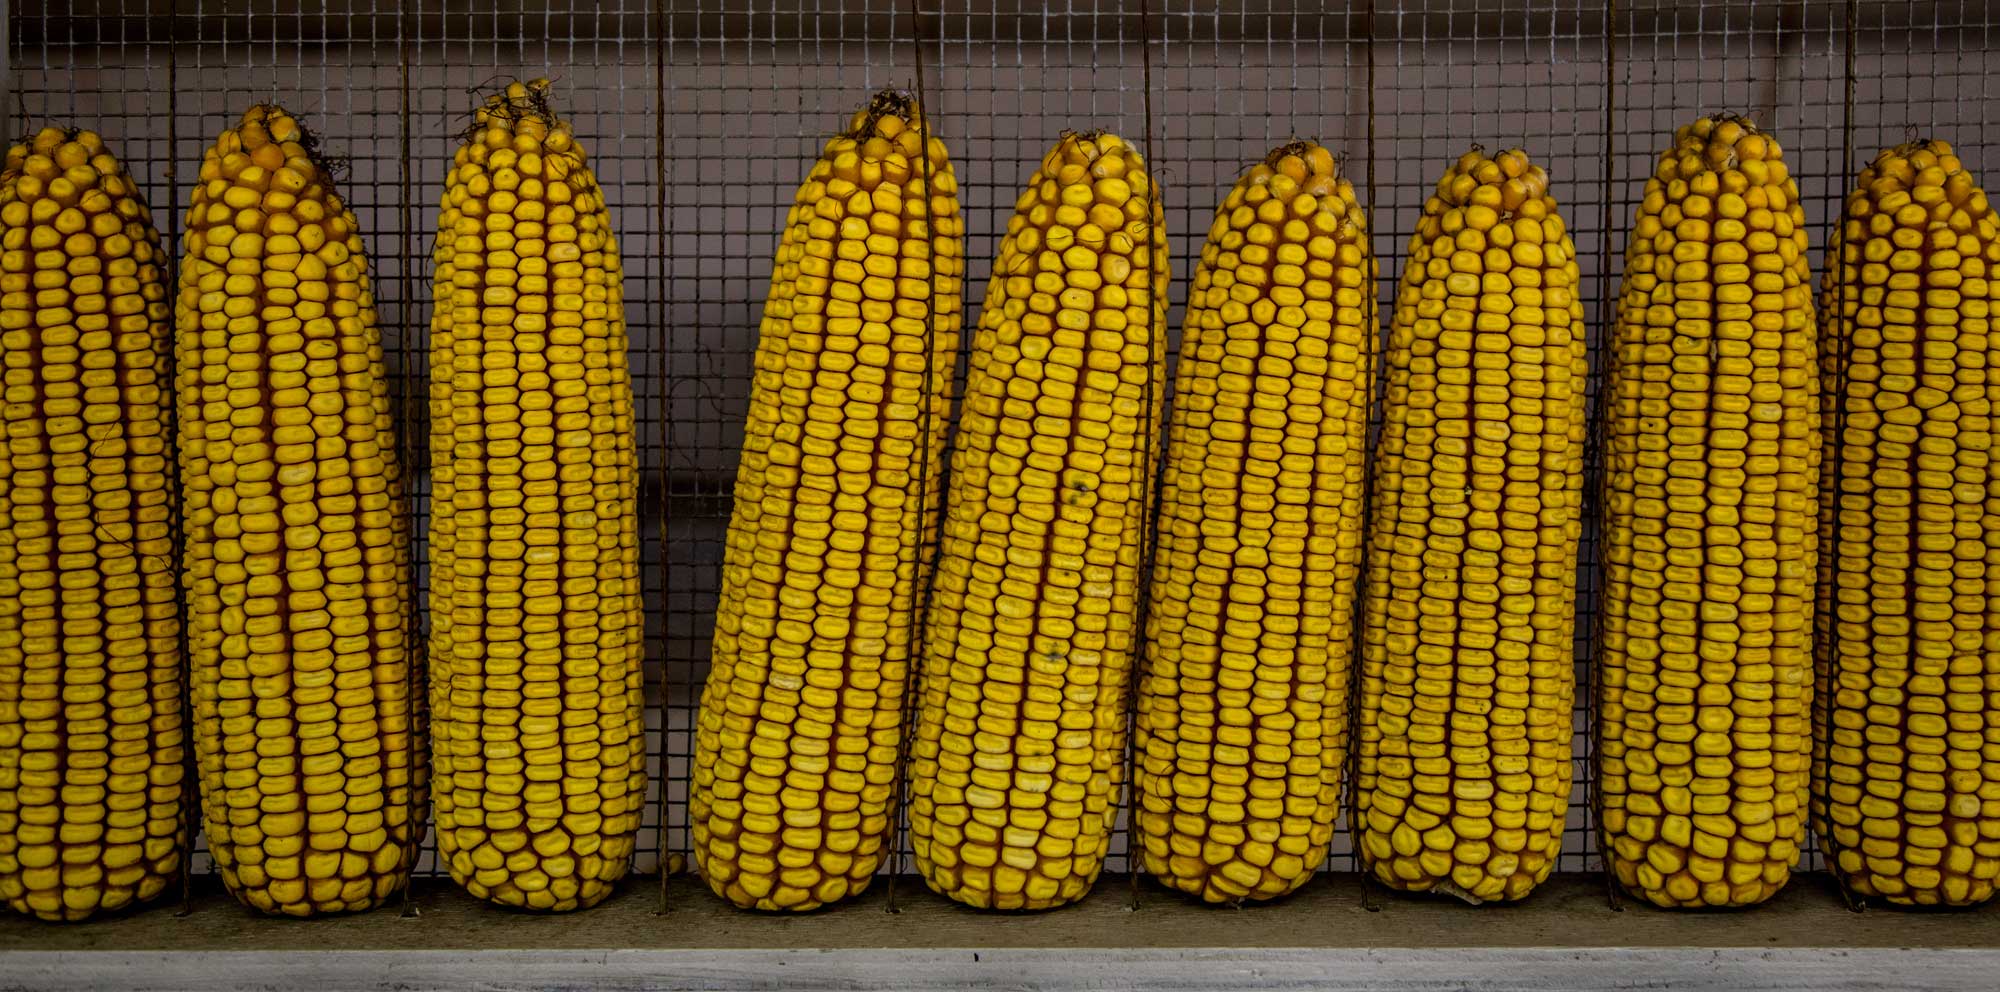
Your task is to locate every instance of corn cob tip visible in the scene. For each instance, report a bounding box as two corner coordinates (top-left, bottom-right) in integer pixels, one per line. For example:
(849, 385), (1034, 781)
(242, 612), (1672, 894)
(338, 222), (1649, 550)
(1672, 113), (1784, 175)
(1041, 129), (1152, 204)
(1259, 137), (1334, 173)
(208, 104), (347, 188)
(7, 125), (99, 168)
(847, 87), (919, 134)
(1693, 109), (1761, 131)
(1246, 139), (1356, 207)
(238, 104), (302, 140)
(1859, 137), (1989, 217)
(1883, 135), (1954, 157)
(1435, 146), (1554, 222)
(1445, 143), (1546, 194)
(1, 126), (125, 192)
(470, 77), (572, 153)
(1867, 137), (1975, 198)
(478, 77), (560, 123)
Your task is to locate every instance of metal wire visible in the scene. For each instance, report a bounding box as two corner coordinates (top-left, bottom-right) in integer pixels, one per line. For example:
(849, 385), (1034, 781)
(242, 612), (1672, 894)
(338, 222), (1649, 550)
(882, 0), (941, 915)
(651, 0), (674, 916)
(1122, 0), (1163, 912)
(394, 0), (421, 915)
(162, 19), (196, 916)
(1815, 0), (1864, 906)
(7, 0), (1993, 900)
(1589, 0), (1619, 907)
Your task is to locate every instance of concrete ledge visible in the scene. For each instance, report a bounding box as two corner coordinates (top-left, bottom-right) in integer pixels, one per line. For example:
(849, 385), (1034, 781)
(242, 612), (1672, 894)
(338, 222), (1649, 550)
(9, 946), (2000, 992)
(2, 874), (1995, 990)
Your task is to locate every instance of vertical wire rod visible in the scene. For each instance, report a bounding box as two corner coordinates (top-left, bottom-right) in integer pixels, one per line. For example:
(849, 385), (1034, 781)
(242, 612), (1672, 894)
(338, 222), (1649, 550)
(1818, 0), (1866, 914)
(395, 0), (423, 921)
(652, 0), (674, 917)
(1123, 0), (1164, 913)
(884, 0), (941, 917)
(165, 13), (200, 921)
(1349, 0), (1381, 907)
(1593, 0), (1624, 914)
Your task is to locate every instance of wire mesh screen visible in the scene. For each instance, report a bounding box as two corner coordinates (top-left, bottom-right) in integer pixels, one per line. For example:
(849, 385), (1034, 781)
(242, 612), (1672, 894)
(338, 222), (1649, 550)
(7, 0), (1999, 898)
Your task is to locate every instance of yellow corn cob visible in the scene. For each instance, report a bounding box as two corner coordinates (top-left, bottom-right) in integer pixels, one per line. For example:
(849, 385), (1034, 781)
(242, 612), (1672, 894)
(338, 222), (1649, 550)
(1356, 147), (1588, 903)
(692, 91), (963, 911)
(0, 127), (184, 921)
(1814, 139), (2000, 907)
(907, 130), (1167, 911)
(177, 107), (419, 916)
(1599, 114), (1819, 909)
(429, 78), (644, 912)
(1132, 141), (1372, 903)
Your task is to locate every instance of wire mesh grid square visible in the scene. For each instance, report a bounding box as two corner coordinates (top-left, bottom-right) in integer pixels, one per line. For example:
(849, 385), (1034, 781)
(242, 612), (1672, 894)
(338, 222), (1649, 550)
(5, 0), (1996, 900)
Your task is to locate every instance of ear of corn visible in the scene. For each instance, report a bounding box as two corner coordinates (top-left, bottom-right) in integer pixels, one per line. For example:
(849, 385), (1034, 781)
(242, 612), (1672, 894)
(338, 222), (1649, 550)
(178, 107), (419, 917)
(1133, 141), (1372, 904)
(908, 131), (1168, 911)
(692, 91), (963, 912)
(1357, 147), (1588, 904)
(0, 127), (184, 921)
(429, 78), (644, 912)
(1815, 139), (2000, 907)
(1599, 115), (1819, 909)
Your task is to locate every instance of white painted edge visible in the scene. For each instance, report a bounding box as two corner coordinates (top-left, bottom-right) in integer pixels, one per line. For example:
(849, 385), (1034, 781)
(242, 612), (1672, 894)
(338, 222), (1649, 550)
(1, 945), (1994, 992)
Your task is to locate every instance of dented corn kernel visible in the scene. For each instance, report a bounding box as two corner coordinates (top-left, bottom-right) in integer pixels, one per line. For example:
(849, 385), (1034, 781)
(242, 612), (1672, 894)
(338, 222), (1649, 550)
(692, 90), (965, 912)
(1357, 146), (1588, 904)
(1134, 141), (1373, 904)
(1815, 138), (2000, 908)
(177, 106), (420, 917)
(1599, 114), (1820, 909)
(0, 126), (185, 922)
(428, 78), (645, 913)
(907, 130), (1169, 911)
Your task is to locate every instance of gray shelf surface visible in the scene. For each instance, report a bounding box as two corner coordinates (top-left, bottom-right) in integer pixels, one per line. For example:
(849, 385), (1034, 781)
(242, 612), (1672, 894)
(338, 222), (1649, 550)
(2, 872), (1997, 990)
